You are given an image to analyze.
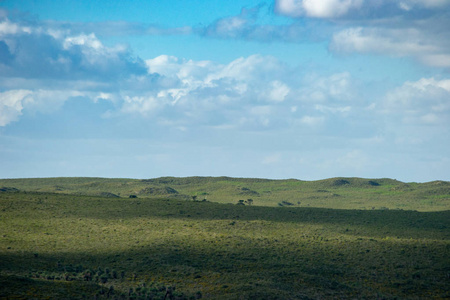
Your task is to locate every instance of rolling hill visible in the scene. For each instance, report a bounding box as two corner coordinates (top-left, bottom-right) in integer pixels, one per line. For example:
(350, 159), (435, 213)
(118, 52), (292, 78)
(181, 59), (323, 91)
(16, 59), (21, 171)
(0, 177), (449, 299)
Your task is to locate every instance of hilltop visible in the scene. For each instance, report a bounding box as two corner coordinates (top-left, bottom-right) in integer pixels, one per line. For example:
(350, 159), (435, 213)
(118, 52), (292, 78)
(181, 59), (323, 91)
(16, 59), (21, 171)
(0, 176), (449, 211)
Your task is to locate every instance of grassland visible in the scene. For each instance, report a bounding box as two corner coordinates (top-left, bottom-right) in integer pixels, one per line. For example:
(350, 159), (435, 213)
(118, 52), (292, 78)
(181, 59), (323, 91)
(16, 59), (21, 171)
(1, 176), (449, 211)
(0, 177), (449, 299)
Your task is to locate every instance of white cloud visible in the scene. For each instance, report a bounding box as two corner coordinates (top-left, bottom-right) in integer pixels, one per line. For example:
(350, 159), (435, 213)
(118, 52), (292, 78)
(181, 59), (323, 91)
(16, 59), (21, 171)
(0, 90), (31, 126)
(63, 33), (102, 50)
(146, 55), (181, 76)
(121, 95), (162, 116)
(421, 54), (450, 68)
(274, 0), (450, 70)
(0, 89), (91, 126)
(275, 0), (450, 19)
(0, 13), (155, 126)
(275, 0), (363, 19)
(0, 13), (368, 136)
(276, 0), (364, 18)
(330, 27), (450, 68)
(382, 77), (450, 125)
(0, 15), (147, 81)
(206, 55), (285, 83)
(302, 0), (363, 18)
(274, 0), (304, 18)
(212, 16), (247, 36)
(0, 18), (32, 36)
(116, 55), (293, 129)
(331, 27), (437, 56)
(268, 80), (290, 102)
(299, 72), (355, 103)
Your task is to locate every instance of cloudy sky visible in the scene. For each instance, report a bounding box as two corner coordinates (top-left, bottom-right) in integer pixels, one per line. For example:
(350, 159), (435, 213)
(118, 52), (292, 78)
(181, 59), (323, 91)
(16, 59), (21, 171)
(0, 0), (449, 182)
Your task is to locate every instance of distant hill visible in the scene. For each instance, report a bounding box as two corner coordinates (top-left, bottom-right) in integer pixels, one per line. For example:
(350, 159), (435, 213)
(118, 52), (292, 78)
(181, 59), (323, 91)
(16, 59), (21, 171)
(0, 176), (449, 211)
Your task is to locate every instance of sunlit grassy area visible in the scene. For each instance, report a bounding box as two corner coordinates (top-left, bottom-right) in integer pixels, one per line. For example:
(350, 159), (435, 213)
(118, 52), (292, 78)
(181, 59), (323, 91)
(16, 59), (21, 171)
(1, 182), (449, 299)
(1, 176), (449, 211)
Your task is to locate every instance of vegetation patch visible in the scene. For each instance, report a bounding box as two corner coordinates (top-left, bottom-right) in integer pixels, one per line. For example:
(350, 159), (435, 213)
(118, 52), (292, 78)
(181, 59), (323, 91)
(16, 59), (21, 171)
(332, 179), (350, 186)
(138, 186), (179, 196)
(237, 187), (259, 196)
(0, 187), (19, 193)
(0, 179), (449, 299)
(1, 176), (449, 211)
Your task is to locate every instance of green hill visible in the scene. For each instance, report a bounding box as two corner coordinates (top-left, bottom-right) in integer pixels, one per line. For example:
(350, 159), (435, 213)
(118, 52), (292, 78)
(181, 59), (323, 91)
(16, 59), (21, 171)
(0, 177), (449, 298)
(1, 176), (449, 211)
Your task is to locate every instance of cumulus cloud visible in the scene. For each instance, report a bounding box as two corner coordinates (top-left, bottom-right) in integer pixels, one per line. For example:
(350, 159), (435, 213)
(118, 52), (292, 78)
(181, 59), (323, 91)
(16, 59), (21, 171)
(0, 89), (87, 125)
(0, 12), (156, 126)
(330, 26), (450, 68)
(2, 10), (315, 129)
(382, 77), (450, 125)
(115, 54), (369, 133)
(298, 72), (356, 103)
(268, 81), (290, 102)
(0, 14), (147, 81)
(274, 0), (450, 69)
(1, 6), (447, 151)
(275, 0), (363, 18)
(140, 54), (296, 129)
(120, 56), (365, 132)
(275, 0), (450, 19)
(0, 89), (31, 126)
(331, 27), (431, 56)
(202, 2), (450, 69)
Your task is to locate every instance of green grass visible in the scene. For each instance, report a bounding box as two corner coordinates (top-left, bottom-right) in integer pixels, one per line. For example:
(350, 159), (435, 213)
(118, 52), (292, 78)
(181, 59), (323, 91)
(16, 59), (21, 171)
(1, 180), (449, 299)
(1, 176), (449, 211)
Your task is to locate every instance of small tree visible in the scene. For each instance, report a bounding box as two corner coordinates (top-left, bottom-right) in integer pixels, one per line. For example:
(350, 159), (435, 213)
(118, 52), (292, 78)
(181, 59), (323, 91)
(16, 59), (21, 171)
(246, 199), (253, 205)
(192, 195), (197, 201)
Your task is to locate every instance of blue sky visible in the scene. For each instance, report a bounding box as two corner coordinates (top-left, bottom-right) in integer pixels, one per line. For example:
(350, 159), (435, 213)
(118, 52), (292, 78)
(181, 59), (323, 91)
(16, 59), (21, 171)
(0, 0), (449, 182)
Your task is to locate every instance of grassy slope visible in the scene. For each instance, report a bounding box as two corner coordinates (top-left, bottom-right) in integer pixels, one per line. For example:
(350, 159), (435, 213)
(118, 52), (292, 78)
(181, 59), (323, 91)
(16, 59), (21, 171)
(1, 176), (449, 211)
(0, 177), (449, 299)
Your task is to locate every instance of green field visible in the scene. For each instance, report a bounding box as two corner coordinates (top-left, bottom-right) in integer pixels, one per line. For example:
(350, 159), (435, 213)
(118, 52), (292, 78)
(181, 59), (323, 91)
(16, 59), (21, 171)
(1, 177), (449, 299)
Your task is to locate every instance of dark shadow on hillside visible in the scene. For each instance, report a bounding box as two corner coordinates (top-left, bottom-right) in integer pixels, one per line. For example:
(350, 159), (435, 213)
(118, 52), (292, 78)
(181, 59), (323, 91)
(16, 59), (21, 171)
(76, 198), (449, 229)
(1, 228), (449, 299)
(2, 192), (450, 298)
(0, 274), (104, 299)
(4, 192), (447, 240)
